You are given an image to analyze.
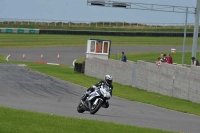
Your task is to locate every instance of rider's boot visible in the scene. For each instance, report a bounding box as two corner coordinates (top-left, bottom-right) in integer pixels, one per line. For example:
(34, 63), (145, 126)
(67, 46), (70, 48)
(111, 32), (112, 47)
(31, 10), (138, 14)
(81, 90), (91, 101)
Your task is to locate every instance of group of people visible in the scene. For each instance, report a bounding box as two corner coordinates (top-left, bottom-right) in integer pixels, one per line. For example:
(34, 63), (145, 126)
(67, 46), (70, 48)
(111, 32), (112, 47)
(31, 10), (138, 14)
(156, 53), (173, 66)
(156, 53), (200, 66)
(120, 51), (200, 67)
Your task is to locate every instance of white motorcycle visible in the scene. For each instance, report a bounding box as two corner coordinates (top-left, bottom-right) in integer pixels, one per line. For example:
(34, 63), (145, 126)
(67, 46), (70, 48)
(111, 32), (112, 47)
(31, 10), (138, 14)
(77, 84), (111, 114)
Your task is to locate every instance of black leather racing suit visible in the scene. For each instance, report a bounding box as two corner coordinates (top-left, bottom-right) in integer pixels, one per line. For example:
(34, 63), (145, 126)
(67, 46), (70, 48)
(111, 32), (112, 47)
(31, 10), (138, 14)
(87, 80), (113, 96)
(81, 80), (113, 101)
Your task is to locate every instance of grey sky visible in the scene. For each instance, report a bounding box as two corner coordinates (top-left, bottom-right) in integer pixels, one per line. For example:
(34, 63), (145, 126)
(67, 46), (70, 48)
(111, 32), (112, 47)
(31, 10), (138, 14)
(0, 0), (197, 24)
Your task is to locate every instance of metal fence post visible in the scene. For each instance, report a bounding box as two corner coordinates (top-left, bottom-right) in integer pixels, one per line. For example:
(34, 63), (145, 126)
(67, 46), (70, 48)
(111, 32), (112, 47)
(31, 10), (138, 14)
(132, 63), (137, 87)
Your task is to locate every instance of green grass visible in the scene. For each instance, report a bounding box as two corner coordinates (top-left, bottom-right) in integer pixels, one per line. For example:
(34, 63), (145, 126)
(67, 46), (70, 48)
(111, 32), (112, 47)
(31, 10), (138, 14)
(0, 23), (195, 32)
(0, 106), (176, 133)
(110, 51), (200, 65)
(0, 33), (197, 48)
(75, 57), (86, 63)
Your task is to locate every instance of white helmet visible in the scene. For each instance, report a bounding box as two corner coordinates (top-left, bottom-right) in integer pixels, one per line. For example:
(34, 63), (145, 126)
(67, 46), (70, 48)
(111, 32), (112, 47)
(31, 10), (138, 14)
(104, 75), (113, 85)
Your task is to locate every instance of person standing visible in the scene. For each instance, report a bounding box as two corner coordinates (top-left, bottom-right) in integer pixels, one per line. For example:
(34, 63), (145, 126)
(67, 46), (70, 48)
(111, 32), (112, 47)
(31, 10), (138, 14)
(167, 53), (173, 64)
(121, 52), (127, 62)
(191, 57), (200, 66)
(96, 43), (100, 53)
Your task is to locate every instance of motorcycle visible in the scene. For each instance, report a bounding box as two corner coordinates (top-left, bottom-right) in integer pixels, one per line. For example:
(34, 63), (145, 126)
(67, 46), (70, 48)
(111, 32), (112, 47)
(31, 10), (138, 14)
(77, 84), (111, 114)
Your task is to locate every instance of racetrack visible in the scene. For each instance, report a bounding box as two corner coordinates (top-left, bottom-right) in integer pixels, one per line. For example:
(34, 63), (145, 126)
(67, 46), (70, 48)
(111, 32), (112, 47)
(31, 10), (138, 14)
(0, 46), (192, 66)
(0, 46), (200, 133)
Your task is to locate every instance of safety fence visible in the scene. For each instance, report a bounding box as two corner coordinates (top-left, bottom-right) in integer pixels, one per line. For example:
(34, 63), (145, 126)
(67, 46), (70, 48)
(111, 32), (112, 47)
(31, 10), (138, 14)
(39, 29), (196, 37)
(0, 28), (39, 34)
(0, 18), (196, 29)
(1, 28), (198, 37)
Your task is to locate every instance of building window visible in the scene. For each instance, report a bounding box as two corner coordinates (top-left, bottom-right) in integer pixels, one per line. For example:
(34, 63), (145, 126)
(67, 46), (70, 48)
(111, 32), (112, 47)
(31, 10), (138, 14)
(103, 42), (108, 53)
(96, 41), (102, 53)
(90, 41), (95, 52)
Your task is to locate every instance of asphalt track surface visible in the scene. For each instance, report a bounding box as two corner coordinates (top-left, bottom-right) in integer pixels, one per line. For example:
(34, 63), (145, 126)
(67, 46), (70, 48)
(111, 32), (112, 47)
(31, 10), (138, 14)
(0, 46), (192, 66)
(0, 46), (200, 133)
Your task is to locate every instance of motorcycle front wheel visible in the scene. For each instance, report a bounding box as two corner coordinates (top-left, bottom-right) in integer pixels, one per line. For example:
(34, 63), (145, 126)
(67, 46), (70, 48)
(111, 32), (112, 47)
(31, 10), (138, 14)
(90, 99), (103, 114)
(77, 102), (85, 113)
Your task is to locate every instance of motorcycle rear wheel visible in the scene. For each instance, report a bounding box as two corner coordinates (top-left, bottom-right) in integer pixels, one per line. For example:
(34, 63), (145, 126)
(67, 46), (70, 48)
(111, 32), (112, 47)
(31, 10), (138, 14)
(77, 102), (85, 113)
(90, 99), (103, 114)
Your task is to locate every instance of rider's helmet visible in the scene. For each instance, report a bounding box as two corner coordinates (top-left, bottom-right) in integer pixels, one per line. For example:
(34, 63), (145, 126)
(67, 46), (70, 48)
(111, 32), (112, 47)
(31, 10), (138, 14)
(104, 75), (113, 85)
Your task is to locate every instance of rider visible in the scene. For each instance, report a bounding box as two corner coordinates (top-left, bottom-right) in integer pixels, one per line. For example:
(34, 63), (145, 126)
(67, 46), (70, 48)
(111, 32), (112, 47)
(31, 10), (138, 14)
(81, 75), (113, 101)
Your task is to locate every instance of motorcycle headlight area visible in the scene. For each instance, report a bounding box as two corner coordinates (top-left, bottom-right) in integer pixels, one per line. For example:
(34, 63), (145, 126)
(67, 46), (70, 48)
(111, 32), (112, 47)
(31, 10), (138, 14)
(100, 87), (111, 98)
(100, 89), (107, 97)
(101, 91), (111, 99)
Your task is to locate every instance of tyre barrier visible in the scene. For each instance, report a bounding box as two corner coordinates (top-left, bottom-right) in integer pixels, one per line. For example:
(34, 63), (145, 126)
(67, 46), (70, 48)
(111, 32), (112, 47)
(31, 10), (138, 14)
(0, 28), (39, 34)
(39, 29), (198, 37)
(74, 63), (79, 72)
(74, 62), (85, 73)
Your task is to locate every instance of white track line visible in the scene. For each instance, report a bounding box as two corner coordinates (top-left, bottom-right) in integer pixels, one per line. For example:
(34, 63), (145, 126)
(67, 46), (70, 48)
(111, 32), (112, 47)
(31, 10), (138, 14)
(72, 59), (77, 67)
(47, 63), (59, 66)
(6, 55), (10, 61)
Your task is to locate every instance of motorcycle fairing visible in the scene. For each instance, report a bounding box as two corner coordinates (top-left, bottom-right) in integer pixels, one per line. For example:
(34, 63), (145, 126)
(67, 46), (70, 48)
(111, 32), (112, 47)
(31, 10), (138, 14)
(88, 91), (100, 101)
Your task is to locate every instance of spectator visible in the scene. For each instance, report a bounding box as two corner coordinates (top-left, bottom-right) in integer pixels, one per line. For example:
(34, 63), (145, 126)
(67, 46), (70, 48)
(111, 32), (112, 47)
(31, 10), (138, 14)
(167, 53), (173, 64)
(160, 54), (165, 63)
(121, 52), (127, 62)
(156, 57), (162, 66)
(163, 54), (168, 63)
(191, 57), (200, 66)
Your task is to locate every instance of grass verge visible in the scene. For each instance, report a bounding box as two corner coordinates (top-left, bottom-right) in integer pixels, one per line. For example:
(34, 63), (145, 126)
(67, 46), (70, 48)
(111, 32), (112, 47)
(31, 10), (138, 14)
(0, 33), (196, 47)
(0, 106), (176, 133)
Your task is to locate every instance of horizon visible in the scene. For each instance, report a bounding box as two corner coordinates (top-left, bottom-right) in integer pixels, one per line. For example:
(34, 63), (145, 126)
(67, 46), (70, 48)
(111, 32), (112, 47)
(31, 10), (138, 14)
(0, 0), (198, 24)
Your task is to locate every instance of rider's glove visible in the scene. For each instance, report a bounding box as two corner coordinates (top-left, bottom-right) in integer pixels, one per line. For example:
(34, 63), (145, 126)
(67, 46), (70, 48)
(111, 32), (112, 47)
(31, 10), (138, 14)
(92, 85), (98, 90)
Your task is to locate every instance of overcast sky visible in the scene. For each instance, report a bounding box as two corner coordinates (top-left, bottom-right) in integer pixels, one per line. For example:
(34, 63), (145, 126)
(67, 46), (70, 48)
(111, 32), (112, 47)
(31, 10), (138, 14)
(0, 0), (198, 24)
